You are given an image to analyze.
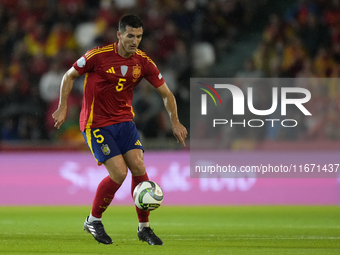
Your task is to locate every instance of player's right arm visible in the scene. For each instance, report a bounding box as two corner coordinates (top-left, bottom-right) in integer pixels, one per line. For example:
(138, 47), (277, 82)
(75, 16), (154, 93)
(52, 67), (80, 129)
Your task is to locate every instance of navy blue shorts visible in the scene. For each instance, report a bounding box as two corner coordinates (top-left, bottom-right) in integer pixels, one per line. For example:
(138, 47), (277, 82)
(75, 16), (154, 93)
(82, 121), (144, 165)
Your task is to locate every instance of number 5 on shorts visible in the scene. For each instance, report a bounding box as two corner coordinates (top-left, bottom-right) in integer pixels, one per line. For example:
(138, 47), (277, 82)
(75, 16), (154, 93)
(93, 129), (104, 143)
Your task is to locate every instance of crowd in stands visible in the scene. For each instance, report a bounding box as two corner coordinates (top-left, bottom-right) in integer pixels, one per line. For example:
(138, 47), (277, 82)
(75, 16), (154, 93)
(0, 0), (339, 146)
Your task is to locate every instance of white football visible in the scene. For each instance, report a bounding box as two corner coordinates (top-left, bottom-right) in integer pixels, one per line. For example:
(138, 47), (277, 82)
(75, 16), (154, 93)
(133, 181), (164, 211)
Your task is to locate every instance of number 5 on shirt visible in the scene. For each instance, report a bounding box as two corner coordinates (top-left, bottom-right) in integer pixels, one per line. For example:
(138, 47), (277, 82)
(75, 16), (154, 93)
(116, 78), (126, 91)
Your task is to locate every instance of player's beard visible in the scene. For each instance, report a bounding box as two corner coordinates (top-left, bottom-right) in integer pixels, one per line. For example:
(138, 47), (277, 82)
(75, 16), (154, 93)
(129, 45), (137, 53)
(123, 44), (137, 55)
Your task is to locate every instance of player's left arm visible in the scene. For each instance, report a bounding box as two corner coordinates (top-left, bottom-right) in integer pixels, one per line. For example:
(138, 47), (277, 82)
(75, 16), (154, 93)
(156, 82), (188, 146)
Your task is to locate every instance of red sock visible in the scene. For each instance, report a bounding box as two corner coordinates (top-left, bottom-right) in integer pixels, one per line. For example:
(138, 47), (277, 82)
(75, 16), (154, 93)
(91, 175), (121, 218)
(131, 173), (150, 222)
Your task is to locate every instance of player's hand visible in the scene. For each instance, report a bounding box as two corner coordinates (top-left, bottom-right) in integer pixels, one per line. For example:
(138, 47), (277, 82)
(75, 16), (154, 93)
(52, 107), (67, 129)
(172, 121), (188, 146)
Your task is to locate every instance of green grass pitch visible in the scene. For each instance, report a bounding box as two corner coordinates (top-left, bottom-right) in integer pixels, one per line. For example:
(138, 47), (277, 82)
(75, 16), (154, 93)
(0, 206), (339, 255)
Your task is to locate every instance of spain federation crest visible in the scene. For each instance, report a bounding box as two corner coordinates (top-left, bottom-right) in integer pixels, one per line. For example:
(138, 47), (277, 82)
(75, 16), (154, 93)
(133, 65), (141, 79)
(101, 144), (111, 155)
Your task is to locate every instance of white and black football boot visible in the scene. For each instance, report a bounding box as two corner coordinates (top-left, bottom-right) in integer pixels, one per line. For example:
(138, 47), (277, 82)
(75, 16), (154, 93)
(83, 217), (113, 244)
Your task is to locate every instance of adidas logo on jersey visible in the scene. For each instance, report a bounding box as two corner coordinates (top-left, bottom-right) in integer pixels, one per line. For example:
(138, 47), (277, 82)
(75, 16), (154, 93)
(135, 140), (142, 146)
(106, 67), (115, 73)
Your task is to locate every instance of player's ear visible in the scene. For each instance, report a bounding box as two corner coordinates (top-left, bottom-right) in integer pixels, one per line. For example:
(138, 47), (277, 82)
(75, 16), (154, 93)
(117, 31), (121, 40)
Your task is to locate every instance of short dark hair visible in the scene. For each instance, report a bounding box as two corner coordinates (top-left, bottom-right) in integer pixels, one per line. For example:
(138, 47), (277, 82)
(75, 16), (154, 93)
(119, 15), (143, 32)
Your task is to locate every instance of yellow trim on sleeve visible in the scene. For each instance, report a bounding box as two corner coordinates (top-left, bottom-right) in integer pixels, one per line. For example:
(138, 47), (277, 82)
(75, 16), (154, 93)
(85, 45), (114, 60)
(135, 49), (156, 66)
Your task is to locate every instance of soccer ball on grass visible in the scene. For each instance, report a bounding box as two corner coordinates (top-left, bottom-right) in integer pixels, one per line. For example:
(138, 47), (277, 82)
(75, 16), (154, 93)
(133, 181), (164, 211)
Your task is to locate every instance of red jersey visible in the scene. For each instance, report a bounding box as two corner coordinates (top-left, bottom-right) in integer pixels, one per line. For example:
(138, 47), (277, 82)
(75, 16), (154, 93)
(73, 42), (165, 131)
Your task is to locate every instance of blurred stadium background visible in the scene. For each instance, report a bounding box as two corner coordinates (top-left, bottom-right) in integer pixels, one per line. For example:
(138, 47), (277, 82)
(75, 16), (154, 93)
(0, 0), (339, 206)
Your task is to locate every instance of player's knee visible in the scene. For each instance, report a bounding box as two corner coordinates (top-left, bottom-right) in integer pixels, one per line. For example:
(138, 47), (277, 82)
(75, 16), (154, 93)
(109, 168), (127, 184)
(130, 161), (146, 176)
